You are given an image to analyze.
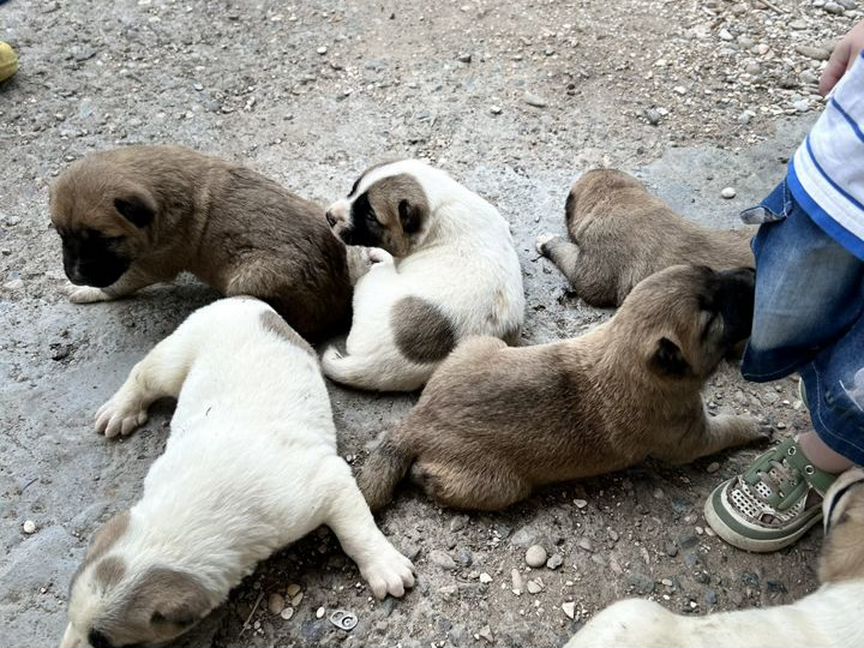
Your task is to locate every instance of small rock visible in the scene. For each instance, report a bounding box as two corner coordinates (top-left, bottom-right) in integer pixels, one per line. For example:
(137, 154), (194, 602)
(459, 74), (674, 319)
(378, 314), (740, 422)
(316, 607), (326, 619)
(607, 529), (620, 542)
(573, 498), (588, 509)
(286, 583), (302, 598)
(3, 279), (24, 291)
(316, 46), (328, 55)
(795, 45), (830, 61)
(479, 572), (493, 584)
(457, 53), (472, 63)
(268, 593), (286, 615)
(562, 601), (577, 619)
(291, 592), (304, 607)
(449, 516), (468, 532)
(456, 548), (473, 567)
(824, 2), (845, 14)
(477, 625), (493, 643)
(705, 589), (718, 606)
(489, 105), (502, 115)
(718, 28), (734, 42)
(706, 462), (720, 474)
(673, 85), (687, 95)
(721, 187), (736, 199)
(837, 0), (857, 8)
(645, 108), (662, 126)
(578, 537), (594, 552)
(627, 572), (655, 595)
(525, 544), (548, 568)
(524, 92), (548, 108)
(280, 607), (294, 621)
(526, 579), (544, 594)
(546, 554), (564, 570)
(430, 550), (457, 570)
(793, 99), (811, 113)
(664, 542), (679, 557)
(511, 568), (524, 595)
(22, 520), (36, 534)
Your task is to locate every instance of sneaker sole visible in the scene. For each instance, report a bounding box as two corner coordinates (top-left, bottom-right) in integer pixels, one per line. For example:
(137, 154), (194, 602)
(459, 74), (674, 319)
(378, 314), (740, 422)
(703, 488), (822, 553)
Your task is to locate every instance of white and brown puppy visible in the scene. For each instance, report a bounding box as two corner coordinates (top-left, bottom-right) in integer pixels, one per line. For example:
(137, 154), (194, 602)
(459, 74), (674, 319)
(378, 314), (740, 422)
(50, 145), (352, 342)
(537, 169), (754, 307)
(321, 160), (525, 392)
(60, 298), (414, 648)
(359, 264), (763, 511)
(563, 467), (864, 648)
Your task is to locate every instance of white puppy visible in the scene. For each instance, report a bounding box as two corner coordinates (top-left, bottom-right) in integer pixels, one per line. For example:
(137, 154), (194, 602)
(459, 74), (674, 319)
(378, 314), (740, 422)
(563, 467), (864, 648)
(60, 297), (415, 648)
(322, 160), (525, 391)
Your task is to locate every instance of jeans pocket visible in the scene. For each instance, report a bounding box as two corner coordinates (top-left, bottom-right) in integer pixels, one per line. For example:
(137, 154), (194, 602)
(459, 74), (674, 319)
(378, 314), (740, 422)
(740, 180), (792, 225)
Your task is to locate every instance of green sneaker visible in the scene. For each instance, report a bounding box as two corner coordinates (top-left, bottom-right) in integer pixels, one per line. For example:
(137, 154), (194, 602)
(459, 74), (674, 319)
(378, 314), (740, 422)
(704, 437), (837, 552)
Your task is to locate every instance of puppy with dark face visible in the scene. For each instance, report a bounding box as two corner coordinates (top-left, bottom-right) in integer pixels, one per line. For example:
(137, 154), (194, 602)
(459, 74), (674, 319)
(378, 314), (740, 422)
(359, 264), (764, 512)
(50, 145), (352, 342)
(320, 160), (525, 392)
(537, 169), (755, 307)
(563, 468), (864, 648)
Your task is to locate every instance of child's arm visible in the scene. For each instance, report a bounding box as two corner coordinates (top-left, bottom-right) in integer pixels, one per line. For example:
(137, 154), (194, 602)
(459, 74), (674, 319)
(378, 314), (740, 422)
(821, 20), (864, 96)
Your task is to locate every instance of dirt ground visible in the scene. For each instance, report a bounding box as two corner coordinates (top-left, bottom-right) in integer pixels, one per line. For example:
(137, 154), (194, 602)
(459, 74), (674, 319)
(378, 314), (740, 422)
(1, 1), (858, 647)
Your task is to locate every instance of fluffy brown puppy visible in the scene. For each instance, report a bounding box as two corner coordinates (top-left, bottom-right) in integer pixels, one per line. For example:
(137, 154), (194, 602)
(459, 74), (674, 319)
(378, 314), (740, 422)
(537, 169), (754, 307)
(50, 145), (352, 341)
(359, 265), (764, 512)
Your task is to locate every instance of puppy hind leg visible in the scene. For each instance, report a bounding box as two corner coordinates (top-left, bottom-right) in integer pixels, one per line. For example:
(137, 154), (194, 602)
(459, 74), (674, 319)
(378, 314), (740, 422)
(321, 347), (429, 392)
(95, 322), (201, 438)
(323, 462), (415, 599)
(413, 461), (533, 511)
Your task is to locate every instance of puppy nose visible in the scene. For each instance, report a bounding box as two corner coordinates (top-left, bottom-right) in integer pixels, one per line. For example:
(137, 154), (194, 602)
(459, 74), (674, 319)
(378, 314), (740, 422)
(325, 210), (337, 227)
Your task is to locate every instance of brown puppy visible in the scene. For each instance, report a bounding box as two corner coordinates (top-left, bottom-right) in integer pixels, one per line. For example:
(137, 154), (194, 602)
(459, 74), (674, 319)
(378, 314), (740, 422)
(537, 169), (754, 307)
(359, 265), (764, 512)
(50, 145), (352, 341)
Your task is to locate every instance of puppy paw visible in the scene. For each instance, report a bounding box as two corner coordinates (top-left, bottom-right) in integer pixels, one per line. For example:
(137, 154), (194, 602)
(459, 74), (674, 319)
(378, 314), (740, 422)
(367, 248), (392, 265)
(359, 544), (416, 599)
(95, 392), (149, 438)
(69, 285), (111, 304)
(535, 233), (560, 255)
(322, 346), (344, 364)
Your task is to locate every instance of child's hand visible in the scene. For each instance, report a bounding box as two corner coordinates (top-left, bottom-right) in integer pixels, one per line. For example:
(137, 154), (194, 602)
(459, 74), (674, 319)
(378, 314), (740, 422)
(821, 20), (864, 96)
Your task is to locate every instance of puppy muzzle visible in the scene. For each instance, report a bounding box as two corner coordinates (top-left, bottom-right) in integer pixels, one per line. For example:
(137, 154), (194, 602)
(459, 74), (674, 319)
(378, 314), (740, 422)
(325, 199), (353, 243)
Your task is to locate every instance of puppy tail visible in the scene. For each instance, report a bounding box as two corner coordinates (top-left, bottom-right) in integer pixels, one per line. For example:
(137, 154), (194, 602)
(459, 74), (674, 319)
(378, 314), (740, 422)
(358, 426), (416, 512)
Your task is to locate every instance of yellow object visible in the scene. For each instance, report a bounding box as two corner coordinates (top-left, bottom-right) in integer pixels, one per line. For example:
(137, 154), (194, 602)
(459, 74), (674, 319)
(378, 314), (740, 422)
(0, 42), (19, 83)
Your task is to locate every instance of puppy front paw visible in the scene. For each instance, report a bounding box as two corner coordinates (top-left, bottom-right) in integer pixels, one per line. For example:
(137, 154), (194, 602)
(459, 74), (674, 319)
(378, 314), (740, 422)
(535, 233), (560, 256)
(359, 544), (416, 599)
(95, 392), (149, 438)
(321, 346), (344, 364)
(69, 285), (111, 304)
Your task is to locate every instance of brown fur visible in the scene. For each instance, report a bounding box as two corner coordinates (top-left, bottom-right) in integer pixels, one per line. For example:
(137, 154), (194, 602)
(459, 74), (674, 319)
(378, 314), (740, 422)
(391, 296), (456, 363)
(93, 556), (127, 590)
(50, 145), (352, 342)
(539, 169), (755, 307)
(359, 265), (765, 511)
(68, 511), (130, 594)
(93, 567), (212, 646)
(819, 477), (864, 584)
(259, 310), (315, 356)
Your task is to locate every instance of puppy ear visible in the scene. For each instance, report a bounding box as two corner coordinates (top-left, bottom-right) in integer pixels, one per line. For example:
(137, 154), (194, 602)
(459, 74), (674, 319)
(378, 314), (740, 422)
(114, 194), (156, 228)
(130, 568), (210, 632)
(649, 337), (692, 377)
(398, 199), (423, 234)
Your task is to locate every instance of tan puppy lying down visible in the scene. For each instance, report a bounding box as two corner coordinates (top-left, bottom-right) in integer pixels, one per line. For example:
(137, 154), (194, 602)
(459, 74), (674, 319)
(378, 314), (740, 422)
(537, 169), (754, 307)
(359, 265), (764, 512)
(564, 467), (864, 648)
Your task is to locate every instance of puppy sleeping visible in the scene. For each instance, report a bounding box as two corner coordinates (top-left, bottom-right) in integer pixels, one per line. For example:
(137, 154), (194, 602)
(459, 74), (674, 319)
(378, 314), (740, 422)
(564, 467), (864, 648)
(359, 265), (764, 512)
(537, 169), (754, 307)
(322, 160), (525, 392)
(60, 298), (414, 648)
(50, 145), (352, 342)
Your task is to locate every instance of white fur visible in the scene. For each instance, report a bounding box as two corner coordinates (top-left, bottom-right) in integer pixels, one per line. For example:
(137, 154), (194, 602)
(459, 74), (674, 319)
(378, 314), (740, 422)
(323, 160), (525, 391)
(61, 297), (414, 647)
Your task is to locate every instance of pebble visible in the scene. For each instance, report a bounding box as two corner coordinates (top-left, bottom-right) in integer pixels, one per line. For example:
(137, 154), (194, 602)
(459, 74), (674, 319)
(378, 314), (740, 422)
(280, 607), (294, 621)
(573, 498), (588, 509)
(627, 572), (655, 595)
(316, 607), (326, 619)
(22, 520), (36, 534)
(479, 572), (493, 584)
(3, 279), (24, 291)
(673, 85), (687, 95)
(546, 554), (564, 570)
(525, 544), (547, 568)
(794, 45), (830, 61)
(578, 537), (594, 552)
(721, 187), (736, 199)
(457, 53), (472, 63)
(430, 550), (458, 570)
(645, 108), (662, 126)
(286, 583), (302, 598)
(718, 28), (733, 42)
(526, 579), (544, 594)
(511, 568), (524, 595)
(824, 2), (845, 14)
(477, 625), (493, 643)
(706, 462), (721, 474)
(268, 593), (286, 615)
(793, 99), (810, 113)
(449, 516), (468, 532)
(524, 92), (548, 108)
(562, 601), (577, 619)
(291, 592), (304, 607)
(838, 0), (857, 8)
(316, 46), (328, 55)
(490, 105), (502, 115)
(607, 528), (620, 542)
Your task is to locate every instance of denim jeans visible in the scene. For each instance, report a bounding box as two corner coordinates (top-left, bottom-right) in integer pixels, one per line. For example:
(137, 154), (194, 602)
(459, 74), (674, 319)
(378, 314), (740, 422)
(741, 180), (864, 464)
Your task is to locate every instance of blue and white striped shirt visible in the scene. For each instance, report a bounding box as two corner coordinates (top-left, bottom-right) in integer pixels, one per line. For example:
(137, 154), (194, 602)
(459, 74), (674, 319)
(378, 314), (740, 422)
(789, 51), (864, 260)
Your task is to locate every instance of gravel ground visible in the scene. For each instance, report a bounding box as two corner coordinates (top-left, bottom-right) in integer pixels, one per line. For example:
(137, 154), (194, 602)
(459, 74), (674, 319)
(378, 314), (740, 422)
(1, 1), (858, 647)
